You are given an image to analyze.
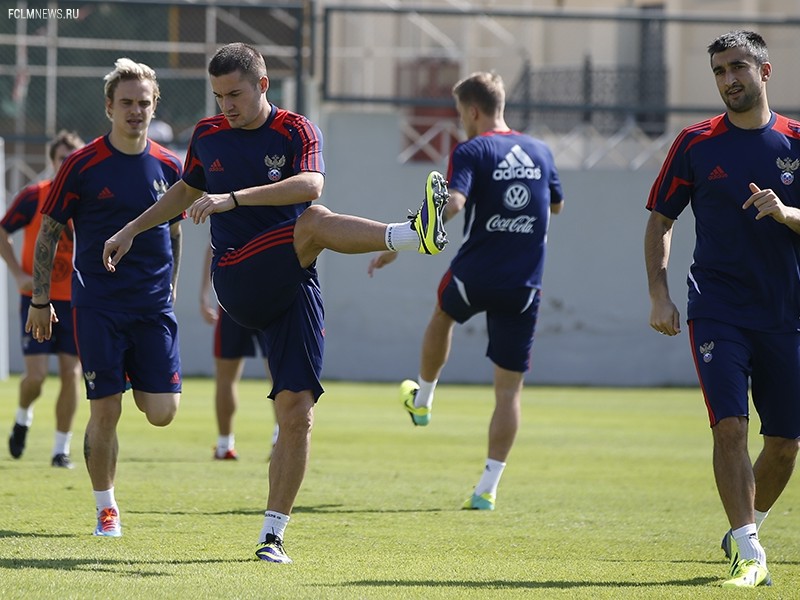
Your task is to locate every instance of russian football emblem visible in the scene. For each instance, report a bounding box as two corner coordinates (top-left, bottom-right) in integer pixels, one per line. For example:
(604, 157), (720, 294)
(699, 341), (714, 363)
(265, 154), (286, 182)
(84, 371), (96, 390)
(776, 157), (799, 186)
(153, 178), (169, 200)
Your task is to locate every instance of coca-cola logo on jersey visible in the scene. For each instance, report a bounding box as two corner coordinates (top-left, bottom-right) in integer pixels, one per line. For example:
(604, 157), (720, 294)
(486, 214), (538, 233)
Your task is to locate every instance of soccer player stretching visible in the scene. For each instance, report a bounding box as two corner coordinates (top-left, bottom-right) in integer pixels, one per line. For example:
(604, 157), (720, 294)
(102, 42), (448, 563)
(645, 30), (800, 587)
(26, 59), (184, 537)
(369, 71), (564, 511)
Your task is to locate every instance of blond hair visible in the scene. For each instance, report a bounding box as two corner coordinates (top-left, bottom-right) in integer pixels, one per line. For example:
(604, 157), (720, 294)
(103, 58), (160, 117)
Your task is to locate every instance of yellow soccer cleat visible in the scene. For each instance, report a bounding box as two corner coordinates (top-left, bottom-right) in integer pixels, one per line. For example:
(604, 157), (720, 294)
(410, 171), (449, 255)
(722, 559), (771, 588)
(400, 379), (430, 426)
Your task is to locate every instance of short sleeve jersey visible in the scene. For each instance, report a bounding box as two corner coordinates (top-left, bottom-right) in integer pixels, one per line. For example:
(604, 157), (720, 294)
(43, 135), (183, 313)
(182, 104), (325, 262)
(647, 112), (800, 332)
(446, 130), (563, 289)
(1, 180), (73, 301)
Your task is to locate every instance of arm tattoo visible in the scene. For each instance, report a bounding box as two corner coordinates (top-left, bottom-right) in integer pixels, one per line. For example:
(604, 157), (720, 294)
(32, 215), (65, 300)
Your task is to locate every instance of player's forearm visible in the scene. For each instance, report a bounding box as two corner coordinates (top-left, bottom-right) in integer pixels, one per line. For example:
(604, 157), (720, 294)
(234, 171), (323, 207)
(127, 181), (197, 237)
(0, 232), (25, 280)
(170, 223), (182, 293)
(31, 216), (63, 302)
(644, 211), (674, 301)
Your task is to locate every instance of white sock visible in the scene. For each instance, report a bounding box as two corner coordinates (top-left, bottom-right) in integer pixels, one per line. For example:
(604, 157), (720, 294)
(259, 511), (290, 543)
(53, 430), (72, 456)
(755, 509), (770, 531)
(216, 434), (234, 454)
(415, 377), (437, 409)
(732, 523), (766, 566)
(16, 407), (33, 427)
(94, 488), (117, 512)
(385, 222), (419, 252)
(474, 458), (507, 497)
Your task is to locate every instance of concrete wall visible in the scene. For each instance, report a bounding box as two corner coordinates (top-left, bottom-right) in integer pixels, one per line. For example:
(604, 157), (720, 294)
(4, 111), (699, 386)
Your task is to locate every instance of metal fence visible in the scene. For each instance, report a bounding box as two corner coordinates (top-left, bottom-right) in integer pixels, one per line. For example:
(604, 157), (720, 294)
(1, 0), (310, 192)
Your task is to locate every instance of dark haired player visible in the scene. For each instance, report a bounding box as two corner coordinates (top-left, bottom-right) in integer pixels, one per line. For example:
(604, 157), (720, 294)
(102, 42), (448, 564)
(645, 30), (800, 588)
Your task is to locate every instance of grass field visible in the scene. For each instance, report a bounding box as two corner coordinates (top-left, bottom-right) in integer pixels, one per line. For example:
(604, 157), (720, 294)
(1, 377), (798, 599)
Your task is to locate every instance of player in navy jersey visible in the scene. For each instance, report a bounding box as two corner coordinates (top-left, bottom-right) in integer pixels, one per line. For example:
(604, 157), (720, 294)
(200, 245), (278, 461)
(1, 130), (84, 468)
(369, 71), (564, 511)
(645, 31), (800, 588)
(26, 58), (185, 539)
(101, 42), (448, 563)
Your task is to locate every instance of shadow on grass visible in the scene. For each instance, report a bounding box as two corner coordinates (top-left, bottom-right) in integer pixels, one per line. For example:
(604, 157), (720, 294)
(125, 504), (448, 516)
(0, 557), (239, 577)
(0, 530), (74, 539)
(341, 577), (719, 589)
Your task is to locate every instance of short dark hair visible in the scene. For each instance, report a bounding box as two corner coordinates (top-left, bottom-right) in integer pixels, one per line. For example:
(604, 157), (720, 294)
(708, 30), (769, 66)
(208, 42), (267, 87)
(48, 129), (84, 162)
(452, 71), (505, 117)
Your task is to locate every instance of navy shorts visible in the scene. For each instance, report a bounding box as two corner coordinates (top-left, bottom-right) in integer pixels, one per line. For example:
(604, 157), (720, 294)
(212, 220), (324, 401)
(214, 306), (269, 359)
(438, 270), (540, 372)
(689, 318), (800, 438)
(20, 297), (77, 356)
(74, 306), (182, 400)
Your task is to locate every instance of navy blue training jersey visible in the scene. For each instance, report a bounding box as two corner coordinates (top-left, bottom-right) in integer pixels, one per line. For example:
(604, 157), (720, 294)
(447, 130), (563, 289)
(43, 135), (183, 313)
(647, 112), (800, 332)
(182, 103), (325, 262)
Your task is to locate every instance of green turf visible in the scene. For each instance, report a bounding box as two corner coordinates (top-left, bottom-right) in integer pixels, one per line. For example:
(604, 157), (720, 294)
(1, 378), (797, 599)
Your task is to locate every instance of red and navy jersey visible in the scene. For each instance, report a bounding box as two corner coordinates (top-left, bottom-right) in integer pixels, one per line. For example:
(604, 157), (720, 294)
(648, 112), (800, 332)
(446, 130), (563, 289)
(182, 104), (324, 262)
(43, 135), (183, 313)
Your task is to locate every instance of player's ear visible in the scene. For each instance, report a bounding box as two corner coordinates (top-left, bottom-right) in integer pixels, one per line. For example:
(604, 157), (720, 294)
(259, 75), (270, 95)
(760, 61), (771, 82)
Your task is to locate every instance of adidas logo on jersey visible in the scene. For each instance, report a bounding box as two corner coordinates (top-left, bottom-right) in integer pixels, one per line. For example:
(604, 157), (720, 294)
(97, 187), (114, 200)
(708, 165), (728, 180)
(209, 159), (224, 172)
(493, 145), (542, 181)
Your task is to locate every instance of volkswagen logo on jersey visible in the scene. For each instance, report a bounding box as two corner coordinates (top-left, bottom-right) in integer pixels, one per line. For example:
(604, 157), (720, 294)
(492, 144), (542, 181)
(153, 179), (168, 200)
(265, 154), (286, 182)
(776, 157), (799, 186)
(503, 182), (531, 210)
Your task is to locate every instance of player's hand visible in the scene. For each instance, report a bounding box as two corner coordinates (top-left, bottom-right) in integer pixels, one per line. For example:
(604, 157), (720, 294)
(367, 251), (399, 277)
(187, 192), (235, 224)
(200, 295), (218, 325)
(649, 297), (681, 336)
(103, 227), (135, 272)
(25, 303), (58, 342)
(743, 183), (790, 222)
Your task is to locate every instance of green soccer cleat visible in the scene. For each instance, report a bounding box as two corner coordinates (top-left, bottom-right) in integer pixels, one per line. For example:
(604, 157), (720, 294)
(722, 559), (771, 587)
(462, 492), (496, 511)
(410, 170), (449, 255)
(400, 379), (430, 426)
(255, 533), (292, 564)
